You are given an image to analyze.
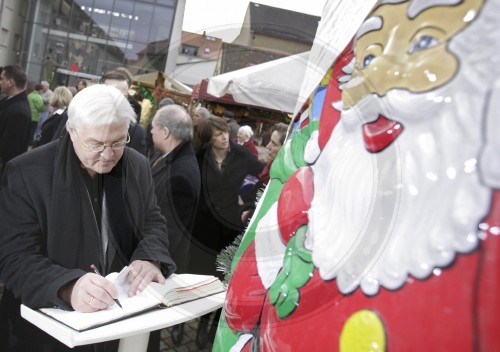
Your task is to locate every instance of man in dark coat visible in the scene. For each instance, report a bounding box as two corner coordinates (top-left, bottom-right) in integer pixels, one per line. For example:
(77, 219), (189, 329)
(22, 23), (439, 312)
(150, 104), (200, 273)
(0, 84), (176, 352)
(0, 64), (31, 175)
(149, 104), (201, 347)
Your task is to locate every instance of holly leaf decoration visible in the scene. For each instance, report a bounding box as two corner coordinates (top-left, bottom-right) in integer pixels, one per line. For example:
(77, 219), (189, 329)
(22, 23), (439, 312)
(269, 225), (314, 318)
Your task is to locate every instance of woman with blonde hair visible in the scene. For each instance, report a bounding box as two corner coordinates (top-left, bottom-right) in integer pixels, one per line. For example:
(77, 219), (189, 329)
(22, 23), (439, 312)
(33, 86), (73, 147)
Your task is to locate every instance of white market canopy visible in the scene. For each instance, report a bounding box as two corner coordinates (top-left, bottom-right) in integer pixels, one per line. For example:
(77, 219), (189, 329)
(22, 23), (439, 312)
(207, 51), (310, 113)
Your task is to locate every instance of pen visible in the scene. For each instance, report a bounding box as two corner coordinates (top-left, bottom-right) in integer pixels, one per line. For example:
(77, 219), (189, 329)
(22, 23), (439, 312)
(90, 264), (123, 309)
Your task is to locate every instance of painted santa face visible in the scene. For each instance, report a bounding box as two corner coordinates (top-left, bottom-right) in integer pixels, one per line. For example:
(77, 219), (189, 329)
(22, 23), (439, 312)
(339, 0), (484, 153)
(342, 0), (483, 109)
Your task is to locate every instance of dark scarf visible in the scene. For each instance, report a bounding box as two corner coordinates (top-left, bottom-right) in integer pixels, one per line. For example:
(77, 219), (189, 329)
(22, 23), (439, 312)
(47, 133), (136, 274)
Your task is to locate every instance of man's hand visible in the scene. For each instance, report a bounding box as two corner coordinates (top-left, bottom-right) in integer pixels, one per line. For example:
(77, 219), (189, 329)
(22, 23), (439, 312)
(62, 273), (119, 312)
(127, 260), (166, 296)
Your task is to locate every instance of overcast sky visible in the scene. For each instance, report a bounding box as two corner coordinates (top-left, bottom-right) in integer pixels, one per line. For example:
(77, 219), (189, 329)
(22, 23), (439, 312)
(182, 0), (327, 41)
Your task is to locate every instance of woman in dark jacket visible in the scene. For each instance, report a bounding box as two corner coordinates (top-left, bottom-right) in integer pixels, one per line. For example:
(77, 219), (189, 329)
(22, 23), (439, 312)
(191, 117), (264, 275)
(189, 116), (264, 348)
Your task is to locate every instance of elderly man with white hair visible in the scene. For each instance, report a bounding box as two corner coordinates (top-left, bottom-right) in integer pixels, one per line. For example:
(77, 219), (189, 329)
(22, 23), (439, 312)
(0, 84), (176, 352)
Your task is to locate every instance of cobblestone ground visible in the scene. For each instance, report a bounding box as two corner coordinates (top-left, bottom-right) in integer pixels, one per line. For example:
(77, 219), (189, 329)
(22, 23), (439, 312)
(161, 322), (213, 352)
(0, 281), (214, 351)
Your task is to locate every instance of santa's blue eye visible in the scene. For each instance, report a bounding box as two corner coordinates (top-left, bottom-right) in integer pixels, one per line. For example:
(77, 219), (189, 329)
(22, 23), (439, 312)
(409, 35), (439, 53)
(362, 54), (375, 68)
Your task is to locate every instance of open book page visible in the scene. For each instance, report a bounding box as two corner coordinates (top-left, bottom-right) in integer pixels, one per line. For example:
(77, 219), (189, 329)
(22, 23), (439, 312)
(147, 274), (225, 307)
(39, 267), (160, 332)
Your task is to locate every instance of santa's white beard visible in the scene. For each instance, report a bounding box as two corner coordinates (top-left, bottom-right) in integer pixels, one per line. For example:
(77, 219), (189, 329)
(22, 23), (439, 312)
(305, 0), (500, 295)
(307, 76), (492, 295)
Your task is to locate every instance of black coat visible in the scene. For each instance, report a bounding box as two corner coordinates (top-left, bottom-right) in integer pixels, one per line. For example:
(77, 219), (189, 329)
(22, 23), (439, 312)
(0, 135), (175, 352)
(151, 141), (201, 273)
(128, 123), (147, 156)
(33, 108), (68, 148)
(0, 91), (31, 174)
(190, 141), (264, 276)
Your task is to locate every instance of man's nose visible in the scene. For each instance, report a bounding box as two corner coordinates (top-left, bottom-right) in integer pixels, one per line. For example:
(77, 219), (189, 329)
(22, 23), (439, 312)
(100, 145), (114, 158)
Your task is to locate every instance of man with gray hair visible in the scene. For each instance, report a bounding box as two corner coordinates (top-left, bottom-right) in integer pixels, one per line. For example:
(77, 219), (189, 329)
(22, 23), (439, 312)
(192, 106), (210, 151)
(193, 106), (210, 127)
(0, 84), (176, 351)
(150, 104), (200, 272)
(150, 104), (201, 346)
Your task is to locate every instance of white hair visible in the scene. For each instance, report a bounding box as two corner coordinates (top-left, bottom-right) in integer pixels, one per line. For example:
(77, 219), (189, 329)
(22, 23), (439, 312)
(67, 84), (136, 131)
(238, 125), (254, 139)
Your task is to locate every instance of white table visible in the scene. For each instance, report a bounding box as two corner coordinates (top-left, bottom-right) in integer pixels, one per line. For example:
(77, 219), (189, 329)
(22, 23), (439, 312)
(21, 291), (225, 352)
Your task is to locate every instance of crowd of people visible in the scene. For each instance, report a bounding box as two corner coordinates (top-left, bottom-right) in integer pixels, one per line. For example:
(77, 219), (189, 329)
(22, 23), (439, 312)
(0, 63), (289, 351)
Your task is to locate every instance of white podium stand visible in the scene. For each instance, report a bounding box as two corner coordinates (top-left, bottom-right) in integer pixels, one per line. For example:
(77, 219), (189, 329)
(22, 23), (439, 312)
(21, 291), (225, 352)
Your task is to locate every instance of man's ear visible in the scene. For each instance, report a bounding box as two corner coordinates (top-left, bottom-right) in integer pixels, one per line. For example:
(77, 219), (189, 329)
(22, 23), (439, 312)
(66, 122), (76, 141)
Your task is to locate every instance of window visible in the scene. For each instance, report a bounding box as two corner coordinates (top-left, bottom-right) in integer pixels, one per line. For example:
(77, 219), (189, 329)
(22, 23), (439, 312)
(181, 44), (198, 56)
(1, 28), (9, 47)
(18, 0), (28, 16)
(14, 34), (21, 51)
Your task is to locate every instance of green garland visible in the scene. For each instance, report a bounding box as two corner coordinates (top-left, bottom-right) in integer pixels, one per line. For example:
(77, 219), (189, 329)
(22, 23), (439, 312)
(216, 234), (244, 285)
(138, 84), (157, 110)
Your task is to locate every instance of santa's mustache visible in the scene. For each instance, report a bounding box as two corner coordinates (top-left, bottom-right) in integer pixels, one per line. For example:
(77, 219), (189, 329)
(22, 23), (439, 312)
(307, 86), (490, 295)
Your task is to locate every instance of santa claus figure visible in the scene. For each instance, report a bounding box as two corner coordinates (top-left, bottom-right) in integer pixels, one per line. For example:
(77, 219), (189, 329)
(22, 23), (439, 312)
(214, 0), (500, 351)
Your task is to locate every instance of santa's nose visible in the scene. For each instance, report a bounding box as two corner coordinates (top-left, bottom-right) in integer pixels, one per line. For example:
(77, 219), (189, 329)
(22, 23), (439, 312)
(342, 55), (406, 109)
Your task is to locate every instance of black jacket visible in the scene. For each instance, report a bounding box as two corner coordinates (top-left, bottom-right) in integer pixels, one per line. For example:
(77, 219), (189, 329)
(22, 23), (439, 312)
(0, 135), (175, 351)
(151, 141), (201, 273)
(0, 91), (31, 175)
(190, 141), (264, 276)
(33, 108), (68, 148)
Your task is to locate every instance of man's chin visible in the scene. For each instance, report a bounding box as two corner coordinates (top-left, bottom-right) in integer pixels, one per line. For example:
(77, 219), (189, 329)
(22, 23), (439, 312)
(95, 162), (116, 174)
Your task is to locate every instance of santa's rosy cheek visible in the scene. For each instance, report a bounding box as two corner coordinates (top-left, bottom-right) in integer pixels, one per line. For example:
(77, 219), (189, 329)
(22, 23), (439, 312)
(277, 167), (314, 245)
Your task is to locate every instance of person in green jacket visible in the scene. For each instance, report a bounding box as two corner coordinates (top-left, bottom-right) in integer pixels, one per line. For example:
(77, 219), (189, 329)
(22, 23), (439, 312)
(27, 83), (44, 144)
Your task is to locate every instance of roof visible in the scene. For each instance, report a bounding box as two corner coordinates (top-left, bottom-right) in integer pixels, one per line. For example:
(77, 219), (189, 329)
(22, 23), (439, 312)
(248, 2), (320, 44)
(195, 79), (285, 113)
(218, 42), (285, 74)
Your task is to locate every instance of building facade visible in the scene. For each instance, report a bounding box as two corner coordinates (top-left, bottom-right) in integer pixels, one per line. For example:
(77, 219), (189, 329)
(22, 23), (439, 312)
(0, 0), (184, 87)
(172, 31), (223, 86)
(232, 2), (319, 56)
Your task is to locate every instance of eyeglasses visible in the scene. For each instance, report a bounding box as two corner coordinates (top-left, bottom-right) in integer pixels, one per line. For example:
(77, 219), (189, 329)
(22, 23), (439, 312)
(74, 130), (130, 152)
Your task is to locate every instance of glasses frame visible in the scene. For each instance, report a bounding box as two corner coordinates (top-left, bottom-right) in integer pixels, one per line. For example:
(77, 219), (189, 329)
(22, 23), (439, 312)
(74, 130), (131, 153)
